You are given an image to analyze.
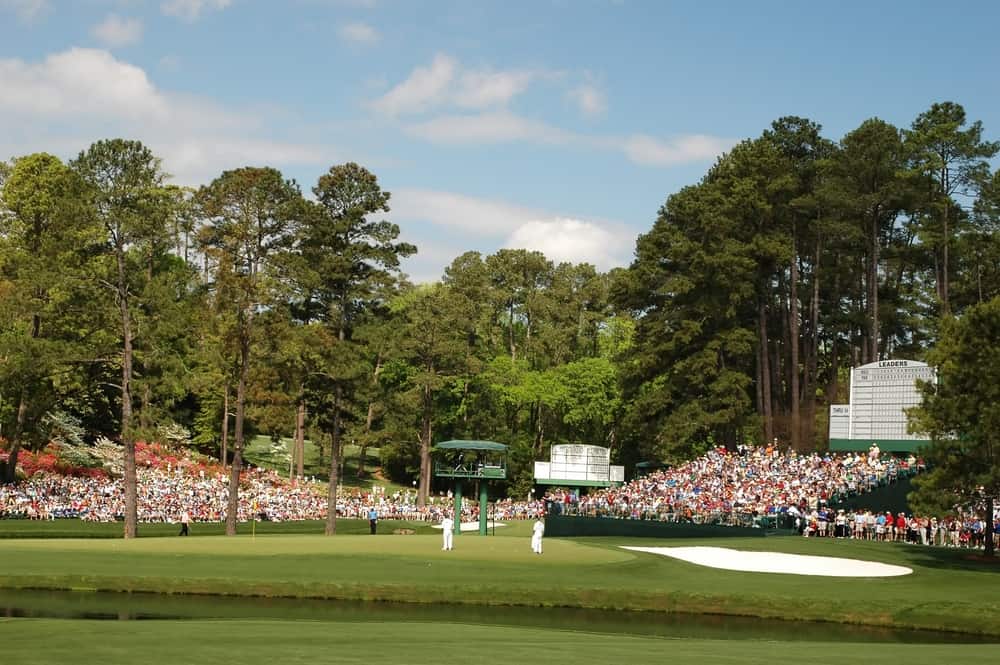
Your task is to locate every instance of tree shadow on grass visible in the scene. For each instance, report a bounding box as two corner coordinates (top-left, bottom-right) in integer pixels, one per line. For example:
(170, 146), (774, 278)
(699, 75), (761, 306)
(906, 546), (1000, 573)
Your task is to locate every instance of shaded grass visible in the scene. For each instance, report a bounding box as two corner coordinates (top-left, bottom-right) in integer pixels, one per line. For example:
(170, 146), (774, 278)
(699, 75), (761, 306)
(0, 532), (998, 635)
(244, 435), (407, 492)
(1, 619), (997, 665)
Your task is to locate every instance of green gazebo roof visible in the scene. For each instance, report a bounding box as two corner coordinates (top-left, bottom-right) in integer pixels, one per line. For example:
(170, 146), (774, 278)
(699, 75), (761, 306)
(433, 439), (507, 451)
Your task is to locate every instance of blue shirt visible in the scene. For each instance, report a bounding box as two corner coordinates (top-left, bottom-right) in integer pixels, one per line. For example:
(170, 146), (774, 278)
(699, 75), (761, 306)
(368, 509), (377, 520)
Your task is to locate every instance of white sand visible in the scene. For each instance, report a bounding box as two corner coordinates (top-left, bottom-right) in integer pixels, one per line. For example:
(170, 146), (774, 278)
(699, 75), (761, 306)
(432, 521), (506, 531)
(621, 546), (913, 577)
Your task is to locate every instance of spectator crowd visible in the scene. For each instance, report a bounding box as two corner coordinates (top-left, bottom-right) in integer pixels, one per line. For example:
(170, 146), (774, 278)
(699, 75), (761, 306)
(0, 450), (546, 524)
(553, 444), (999, 550)
(1, 441), (997, 550)
(558, 444), (917, 523)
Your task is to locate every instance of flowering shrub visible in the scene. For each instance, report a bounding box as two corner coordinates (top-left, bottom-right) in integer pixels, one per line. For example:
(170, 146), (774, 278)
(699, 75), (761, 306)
(14, 437), (232, 483)
(17, 446), (106, 479)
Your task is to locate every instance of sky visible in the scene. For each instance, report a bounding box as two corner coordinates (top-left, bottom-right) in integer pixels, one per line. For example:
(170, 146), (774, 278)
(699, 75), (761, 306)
(2, 1), (999, 282)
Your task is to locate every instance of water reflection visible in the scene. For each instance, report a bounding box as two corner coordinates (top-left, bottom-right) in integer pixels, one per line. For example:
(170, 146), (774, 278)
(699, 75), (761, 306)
(0, 589), (991, 644)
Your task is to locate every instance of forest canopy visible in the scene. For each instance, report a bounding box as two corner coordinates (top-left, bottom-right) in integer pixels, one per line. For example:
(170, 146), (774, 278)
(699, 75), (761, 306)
(2, 101), (999, 513)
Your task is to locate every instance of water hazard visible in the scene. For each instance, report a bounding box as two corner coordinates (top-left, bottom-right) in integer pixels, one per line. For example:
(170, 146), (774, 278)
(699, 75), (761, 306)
(0, 589), (992, 644)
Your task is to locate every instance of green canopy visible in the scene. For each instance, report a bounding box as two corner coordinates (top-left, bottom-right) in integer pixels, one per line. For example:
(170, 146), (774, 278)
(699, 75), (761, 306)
(433, 439), (507, 451)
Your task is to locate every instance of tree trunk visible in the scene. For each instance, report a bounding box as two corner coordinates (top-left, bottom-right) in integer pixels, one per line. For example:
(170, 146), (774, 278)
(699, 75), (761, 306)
(296, 401), (305, 478)
(802, 234), (821, 449)
(117, 249), (138, 540)
(941, 193), (950, 315)
(855, 263), (867, 366)
(870, 210), (880, 362)
(826, 337), (840, 405)
(755, 338), (764, 413)
(325, 386), (343, 536)
(978, 259), (984, 304)
(534, 401), (544, 456)
(0, 391), (28, 485)
(220, 384), (229, 466)
(139, 253), (154, 436)
(508, 303), (516, 361)
(357, 424), (369, 478)
(776, 279), (789, 423)
(140, 383), (151, 434)
(758, 297), (773, 444)
(360, 355), (382, 478)
(789, 228), (800, 451)
(417, 380), (433, 507)
(225, 329), (250, 536)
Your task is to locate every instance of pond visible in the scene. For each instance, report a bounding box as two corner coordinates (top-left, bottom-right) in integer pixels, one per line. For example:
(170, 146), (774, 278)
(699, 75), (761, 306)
(0, 589), (992, 644)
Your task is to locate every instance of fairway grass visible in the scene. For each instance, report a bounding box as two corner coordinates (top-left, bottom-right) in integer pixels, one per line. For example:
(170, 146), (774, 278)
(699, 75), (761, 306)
(1, 531), (999, 636)
(1, 619), (997, 665)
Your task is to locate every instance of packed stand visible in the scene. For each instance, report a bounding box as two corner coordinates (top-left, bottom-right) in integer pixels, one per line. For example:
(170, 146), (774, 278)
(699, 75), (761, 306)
(0, 442), (545, 525)
(557, 444), (916, 524)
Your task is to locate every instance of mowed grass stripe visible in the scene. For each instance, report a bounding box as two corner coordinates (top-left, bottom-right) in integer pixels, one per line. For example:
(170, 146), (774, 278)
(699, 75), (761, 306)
(1, 619), (997, 665)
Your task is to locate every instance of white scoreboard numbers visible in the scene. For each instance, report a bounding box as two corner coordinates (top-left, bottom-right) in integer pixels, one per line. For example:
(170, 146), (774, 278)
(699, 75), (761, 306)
(829, 359), (936, 447)
(534, 444), (624, 486)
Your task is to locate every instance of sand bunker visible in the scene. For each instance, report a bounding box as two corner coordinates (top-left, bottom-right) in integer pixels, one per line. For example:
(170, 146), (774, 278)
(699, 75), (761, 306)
(622, 546), (912, 577)
(432, 521), (506, 532)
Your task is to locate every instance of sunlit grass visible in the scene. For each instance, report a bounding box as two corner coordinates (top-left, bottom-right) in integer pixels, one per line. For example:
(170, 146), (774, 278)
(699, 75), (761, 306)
(1, 530), (998, 634)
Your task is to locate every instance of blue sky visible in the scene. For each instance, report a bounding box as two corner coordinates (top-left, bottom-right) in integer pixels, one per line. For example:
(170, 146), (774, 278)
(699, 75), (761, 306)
(2, 1), (999, 281)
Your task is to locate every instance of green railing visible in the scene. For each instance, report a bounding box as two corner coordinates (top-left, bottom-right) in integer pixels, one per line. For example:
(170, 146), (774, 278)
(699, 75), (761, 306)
(433, 462), (506, 480)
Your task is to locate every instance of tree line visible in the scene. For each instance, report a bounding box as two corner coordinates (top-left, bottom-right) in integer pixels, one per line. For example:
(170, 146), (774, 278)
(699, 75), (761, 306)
(1, 101), (998, 537)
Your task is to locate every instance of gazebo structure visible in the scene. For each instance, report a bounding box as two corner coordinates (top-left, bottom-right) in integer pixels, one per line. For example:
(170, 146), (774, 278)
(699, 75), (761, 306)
(432, 440), (507, 536)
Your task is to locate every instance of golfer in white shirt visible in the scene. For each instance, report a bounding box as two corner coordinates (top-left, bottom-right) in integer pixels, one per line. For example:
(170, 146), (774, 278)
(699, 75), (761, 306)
(531, 517), (544, 554)
(441, 513), (454, 551)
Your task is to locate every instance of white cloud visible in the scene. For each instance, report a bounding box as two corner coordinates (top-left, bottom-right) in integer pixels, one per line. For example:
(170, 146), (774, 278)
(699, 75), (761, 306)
(161, 0), (232, 21)
(376, 56), (728, 168)
(622, 133), (734, 166)
(391, 189), (633, 281)
(0, 48), (332, 185)
(0, 48), (167, 119)
(454, 70), (536, 109)
(504, 218), (630, 270)
(392, 188), (540, 235)
(372, 54), (458, 116)
(568, 83), (606, 117)
(92, 14), (144, 48)
(403, 110), (731, 167)
(396, 240), (469, 284)
(0, 0), (48, 22)
(405, 111), (573, 145)
(159, 137), (328, 185)
(372, 54), (541, 117)
(338, 21), (380, 44)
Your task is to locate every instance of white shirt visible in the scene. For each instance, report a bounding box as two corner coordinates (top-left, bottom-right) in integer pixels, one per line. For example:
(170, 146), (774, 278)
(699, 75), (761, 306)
(532, 520), (544, 538)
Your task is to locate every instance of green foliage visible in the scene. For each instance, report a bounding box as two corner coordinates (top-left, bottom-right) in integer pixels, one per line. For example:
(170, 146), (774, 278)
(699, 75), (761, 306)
(41, 409), (87, 448)
(616, 170), (758, 460)
(4, 106), (1000, 495)
(908, 297), (1000, 555)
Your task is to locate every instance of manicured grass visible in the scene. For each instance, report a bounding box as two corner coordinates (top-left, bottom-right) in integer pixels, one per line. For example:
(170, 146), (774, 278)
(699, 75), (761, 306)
(0, 531), (998, 635)
(1, 619), (997, 665)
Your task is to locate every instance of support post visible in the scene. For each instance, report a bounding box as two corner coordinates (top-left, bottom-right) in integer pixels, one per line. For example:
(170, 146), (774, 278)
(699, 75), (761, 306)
(479, 480), (488, 536)
(453, 481), (462, 537)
